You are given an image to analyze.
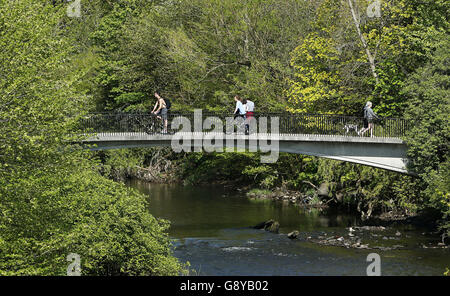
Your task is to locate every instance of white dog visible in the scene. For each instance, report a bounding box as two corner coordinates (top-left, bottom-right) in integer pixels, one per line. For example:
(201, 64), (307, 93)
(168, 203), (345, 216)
(343, 124), (359, 135)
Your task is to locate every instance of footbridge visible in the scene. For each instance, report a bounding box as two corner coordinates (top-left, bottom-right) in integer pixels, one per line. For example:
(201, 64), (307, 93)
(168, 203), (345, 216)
(78, 111), (411, 174)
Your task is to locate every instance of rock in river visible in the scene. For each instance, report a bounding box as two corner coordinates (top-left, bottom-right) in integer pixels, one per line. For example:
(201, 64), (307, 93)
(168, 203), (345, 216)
(253, 219), (274, 230)
(267, 221), (280, 233)
(253, 219), (280, 234)
(288, 231), (300, 239)
(317, 182), (329, 197)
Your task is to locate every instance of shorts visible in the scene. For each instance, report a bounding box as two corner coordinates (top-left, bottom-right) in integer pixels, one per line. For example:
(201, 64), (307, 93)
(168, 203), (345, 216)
(157, 108), (168, 120)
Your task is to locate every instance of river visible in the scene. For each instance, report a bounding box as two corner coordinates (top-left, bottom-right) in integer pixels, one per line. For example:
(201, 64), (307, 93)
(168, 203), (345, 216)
(126, 180), (450, 276)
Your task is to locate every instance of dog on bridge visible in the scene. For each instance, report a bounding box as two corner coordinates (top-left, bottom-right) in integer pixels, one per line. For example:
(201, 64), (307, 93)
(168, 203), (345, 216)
(343, 124), (359, 135)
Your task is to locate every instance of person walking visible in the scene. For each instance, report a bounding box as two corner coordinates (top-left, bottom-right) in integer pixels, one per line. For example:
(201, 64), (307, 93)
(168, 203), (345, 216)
(234, 95), (246, 119)
(359, 101), (380, 137)
(233, 95), (246, 134)
(243, 98), (255, 135)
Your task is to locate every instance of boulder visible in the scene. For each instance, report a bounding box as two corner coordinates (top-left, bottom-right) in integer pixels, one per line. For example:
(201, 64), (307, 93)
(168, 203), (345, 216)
(253, 219), (274, 230)
(253, 219), (280, 233)
(317, 182), (329, 197)
(288, 231), (299, 239)
(266, 221), (280, 233)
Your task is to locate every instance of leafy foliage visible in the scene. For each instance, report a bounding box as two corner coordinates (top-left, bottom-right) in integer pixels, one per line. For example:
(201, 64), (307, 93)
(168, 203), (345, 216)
(403, 35), (450, 236)
(287, 0), (449, 116)
(0, 1), (183, 275)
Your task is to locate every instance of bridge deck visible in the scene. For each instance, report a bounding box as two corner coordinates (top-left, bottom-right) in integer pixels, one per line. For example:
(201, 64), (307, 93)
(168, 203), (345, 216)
(83, 132), (405, 144)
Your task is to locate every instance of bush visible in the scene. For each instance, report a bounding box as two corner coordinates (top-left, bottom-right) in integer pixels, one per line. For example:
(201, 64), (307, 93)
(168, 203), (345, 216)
(0, 166), (185, 276)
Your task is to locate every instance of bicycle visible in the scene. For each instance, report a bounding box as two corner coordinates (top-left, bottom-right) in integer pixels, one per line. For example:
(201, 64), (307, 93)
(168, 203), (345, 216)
(122, 113), (163, 135)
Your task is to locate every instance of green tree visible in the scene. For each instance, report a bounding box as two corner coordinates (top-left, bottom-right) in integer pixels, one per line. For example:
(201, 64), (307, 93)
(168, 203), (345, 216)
(288, 0), (449, 116)
(109, 0), (316, 112)
(287, 32), (346, 113)
(0, 0), (184, 275)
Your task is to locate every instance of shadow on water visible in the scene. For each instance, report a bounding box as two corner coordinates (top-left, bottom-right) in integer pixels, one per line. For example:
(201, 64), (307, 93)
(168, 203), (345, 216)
(126, 180), (450, 276)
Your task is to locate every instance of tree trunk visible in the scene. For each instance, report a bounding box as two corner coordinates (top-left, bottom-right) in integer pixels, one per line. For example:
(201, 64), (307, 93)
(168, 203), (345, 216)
(348, 0), (379, 85)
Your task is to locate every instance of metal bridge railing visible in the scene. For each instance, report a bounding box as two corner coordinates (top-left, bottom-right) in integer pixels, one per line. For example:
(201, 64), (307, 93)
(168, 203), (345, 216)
(77, 112), (408, 138)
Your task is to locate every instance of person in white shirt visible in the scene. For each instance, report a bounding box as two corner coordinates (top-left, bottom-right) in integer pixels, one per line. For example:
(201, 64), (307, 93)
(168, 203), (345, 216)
(232, 95), (246, 134)
(243, 99), (255, 135)
(234, 95), (246, 119)
(245, 99), (254, 113)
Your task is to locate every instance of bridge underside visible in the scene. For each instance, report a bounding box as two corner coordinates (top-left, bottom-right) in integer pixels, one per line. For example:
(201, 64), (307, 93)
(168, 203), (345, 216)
(82, 133), (410, 174)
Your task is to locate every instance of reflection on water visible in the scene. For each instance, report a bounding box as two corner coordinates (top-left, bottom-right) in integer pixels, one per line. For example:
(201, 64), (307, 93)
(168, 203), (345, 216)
(127, 180), (450, 276)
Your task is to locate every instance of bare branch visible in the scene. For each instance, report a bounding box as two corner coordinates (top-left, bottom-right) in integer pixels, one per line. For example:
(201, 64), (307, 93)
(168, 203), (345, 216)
(347, 0), (379, 85)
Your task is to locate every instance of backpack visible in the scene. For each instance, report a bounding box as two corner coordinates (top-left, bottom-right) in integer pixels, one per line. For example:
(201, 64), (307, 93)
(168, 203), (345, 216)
(164, 98), (171, 109)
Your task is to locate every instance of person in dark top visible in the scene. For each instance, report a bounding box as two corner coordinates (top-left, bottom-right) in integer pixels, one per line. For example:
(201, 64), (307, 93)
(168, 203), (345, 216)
(359, 101), (380, 137)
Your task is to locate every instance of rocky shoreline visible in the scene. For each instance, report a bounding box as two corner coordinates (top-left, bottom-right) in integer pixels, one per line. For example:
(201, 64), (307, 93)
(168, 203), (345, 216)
(253, 219), (449, 250)
(246, 187), (330, 208)
(304, 226), (449, 250)
(244, 186), (441, 230)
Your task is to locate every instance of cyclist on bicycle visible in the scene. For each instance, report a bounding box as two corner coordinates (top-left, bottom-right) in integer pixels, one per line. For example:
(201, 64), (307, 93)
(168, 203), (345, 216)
(151, 91), (170, 134)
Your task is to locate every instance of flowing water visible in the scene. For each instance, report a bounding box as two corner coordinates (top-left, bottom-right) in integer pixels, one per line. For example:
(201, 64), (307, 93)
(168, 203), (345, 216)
(126, 180), (450, 276)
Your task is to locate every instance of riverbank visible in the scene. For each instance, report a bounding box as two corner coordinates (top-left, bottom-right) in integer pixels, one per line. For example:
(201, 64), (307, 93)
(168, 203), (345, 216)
(302, 225), (449, 251)
(246, 186), (334, 208)
(244, 186), (430, 226)
(247, 186), (450, 249)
